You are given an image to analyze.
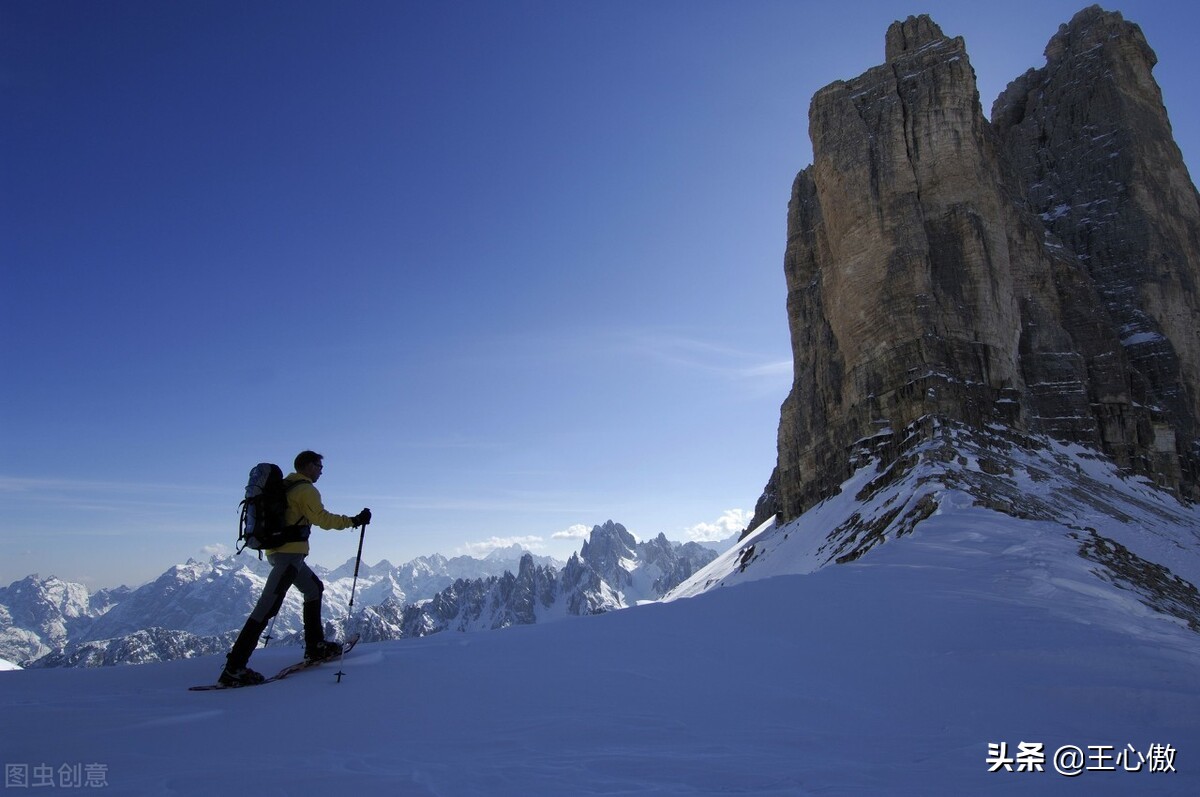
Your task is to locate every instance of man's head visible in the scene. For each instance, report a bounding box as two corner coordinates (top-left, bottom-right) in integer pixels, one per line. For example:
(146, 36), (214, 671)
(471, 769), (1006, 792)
(295, 450), (324, 482)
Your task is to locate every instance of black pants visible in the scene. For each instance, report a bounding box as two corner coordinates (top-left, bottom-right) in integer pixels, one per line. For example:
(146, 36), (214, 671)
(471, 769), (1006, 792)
(226, 552), (325, 669)
(248, 552), (324, 623)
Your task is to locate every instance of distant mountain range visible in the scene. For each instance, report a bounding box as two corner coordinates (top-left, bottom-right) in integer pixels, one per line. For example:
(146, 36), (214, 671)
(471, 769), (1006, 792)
(0, 522), (724, 668)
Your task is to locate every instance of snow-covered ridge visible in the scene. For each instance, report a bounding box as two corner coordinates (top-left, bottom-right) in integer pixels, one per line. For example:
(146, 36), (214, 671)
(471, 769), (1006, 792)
(670, 422), (1200, 648)
(0, 523), (719, 668)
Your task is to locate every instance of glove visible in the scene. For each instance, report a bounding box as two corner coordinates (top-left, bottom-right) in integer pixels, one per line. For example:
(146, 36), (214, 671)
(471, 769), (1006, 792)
(352, 508), (372, 527)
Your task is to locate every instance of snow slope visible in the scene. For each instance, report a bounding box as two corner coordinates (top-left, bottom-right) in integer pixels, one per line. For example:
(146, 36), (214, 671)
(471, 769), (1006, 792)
(672, 428), (1200, 603)
(2, 433), (1197, 794)
(2, 526), (1198, 794)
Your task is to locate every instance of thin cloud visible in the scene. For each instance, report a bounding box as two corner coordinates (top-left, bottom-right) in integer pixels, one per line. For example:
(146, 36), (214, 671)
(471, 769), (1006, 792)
(458, 327), (792, 384)
(0, 475), (225, 495)
(361, 493), (600, 515)
(457, 535), (546, 557)
(620, 331), (792, 384)
(0, 475), (227, 513)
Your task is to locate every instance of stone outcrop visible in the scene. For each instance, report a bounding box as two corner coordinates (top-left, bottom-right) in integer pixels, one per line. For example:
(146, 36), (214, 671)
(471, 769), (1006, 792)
(752, 6), (1200, 531)
(992, 6), (1200, 485)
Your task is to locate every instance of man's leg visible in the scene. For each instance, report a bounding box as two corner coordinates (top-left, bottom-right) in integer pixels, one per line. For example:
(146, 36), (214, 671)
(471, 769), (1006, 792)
(224, 554), (301, 674)
(290, 559), (340, 658)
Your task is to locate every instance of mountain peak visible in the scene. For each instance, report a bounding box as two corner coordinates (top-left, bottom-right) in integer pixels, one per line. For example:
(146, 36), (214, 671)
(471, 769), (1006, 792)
(884, 15), (948, 61)
(751, 5), (1200, 537)
(1044, 6), (1151, 64)
(579, 521), (637, 573)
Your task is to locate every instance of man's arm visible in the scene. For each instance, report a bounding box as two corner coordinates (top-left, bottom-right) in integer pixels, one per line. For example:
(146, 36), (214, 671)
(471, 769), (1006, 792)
(291, 483), (356, 530)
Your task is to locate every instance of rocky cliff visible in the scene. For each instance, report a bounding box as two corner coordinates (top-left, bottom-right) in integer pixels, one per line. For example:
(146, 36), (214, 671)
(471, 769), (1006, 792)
(992, 6), (1200, 485)
(752, 6), (1200, 532)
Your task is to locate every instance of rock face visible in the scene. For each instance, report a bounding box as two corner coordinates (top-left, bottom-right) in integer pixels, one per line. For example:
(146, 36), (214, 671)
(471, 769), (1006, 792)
(992, 6), (1200, 485)
(753, 6), (1200, 530)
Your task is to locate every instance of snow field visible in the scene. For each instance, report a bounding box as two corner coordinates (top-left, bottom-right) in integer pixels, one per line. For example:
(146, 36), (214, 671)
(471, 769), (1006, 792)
(3, 519), (1198, 796)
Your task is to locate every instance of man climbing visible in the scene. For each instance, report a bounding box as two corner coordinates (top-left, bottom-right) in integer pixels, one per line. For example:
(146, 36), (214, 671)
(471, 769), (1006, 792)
(219, 450), (371, 686)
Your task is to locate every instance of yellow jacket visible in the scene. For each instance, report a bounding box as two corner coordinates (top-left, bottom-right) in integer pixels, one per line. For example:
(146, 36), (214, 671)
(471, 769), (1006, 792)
(266, 473), (356, 555)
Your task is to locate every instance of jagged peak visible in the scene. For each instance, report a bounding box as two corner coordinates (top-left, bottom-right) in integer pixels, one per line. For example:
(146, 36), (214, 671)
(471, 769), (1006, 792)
(1044, 5), (1154, 67)
(884, 15), (947, 62)
(579, 521), (636, 558)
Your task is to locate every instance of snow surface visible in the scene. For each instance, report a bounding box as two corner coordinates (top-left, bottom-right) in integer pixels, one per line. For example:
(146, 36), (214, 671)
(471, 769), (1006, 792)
(3, 519), (1199, 794)
(3, 436), (1198, 794)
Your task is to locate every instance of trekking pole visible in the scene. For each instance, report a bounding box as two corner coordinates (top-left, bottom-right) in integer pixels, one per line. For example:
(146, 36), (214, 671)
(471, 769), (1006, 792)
(262, 615), (278, 647)
(335, 518), (368, 683)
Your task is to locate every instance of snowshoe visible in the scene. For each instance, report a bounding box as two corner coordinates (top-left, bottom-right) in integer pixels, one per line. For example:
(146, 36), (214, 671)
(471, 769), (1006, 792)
(218, 664), (265, 687)
(304, 640), (343, 662)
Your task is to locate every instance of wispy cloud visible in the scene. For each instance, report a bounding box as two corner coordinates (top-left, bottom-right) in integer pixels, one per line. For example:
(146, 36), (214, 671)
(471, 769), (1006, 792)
(0, 475), (227, 513)
(0, 476), (224, 494)
(618, 331), (792, 385)
(457, 535), (546, 557)
(455, 326), (791, 387)
(353, 491), (600, 516)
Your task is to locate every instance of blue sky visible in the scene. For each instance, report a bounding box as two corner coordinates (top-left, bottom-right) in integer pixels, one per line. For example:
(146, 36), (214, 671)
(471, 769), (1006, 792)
(3, 0), (1198, 589)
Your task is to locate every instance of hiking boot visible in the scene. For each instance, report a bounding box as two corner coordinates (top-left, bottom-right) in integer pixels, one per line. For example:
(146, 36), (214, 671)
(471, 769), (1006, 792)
(218, 664), (265, 687)
(305, 640), (343, 662)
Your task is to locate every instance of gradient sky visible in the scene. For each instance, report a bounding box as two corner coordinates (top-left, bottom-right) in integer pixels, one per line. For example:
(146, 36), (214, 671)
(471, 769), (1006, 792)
(3, 0), (1198, 589)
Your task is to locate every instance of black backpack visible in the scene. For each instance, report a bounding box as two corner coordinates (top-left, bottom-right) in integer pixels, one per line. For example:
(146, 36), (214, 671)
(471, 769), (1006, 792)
(236, 463), (309, 554)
